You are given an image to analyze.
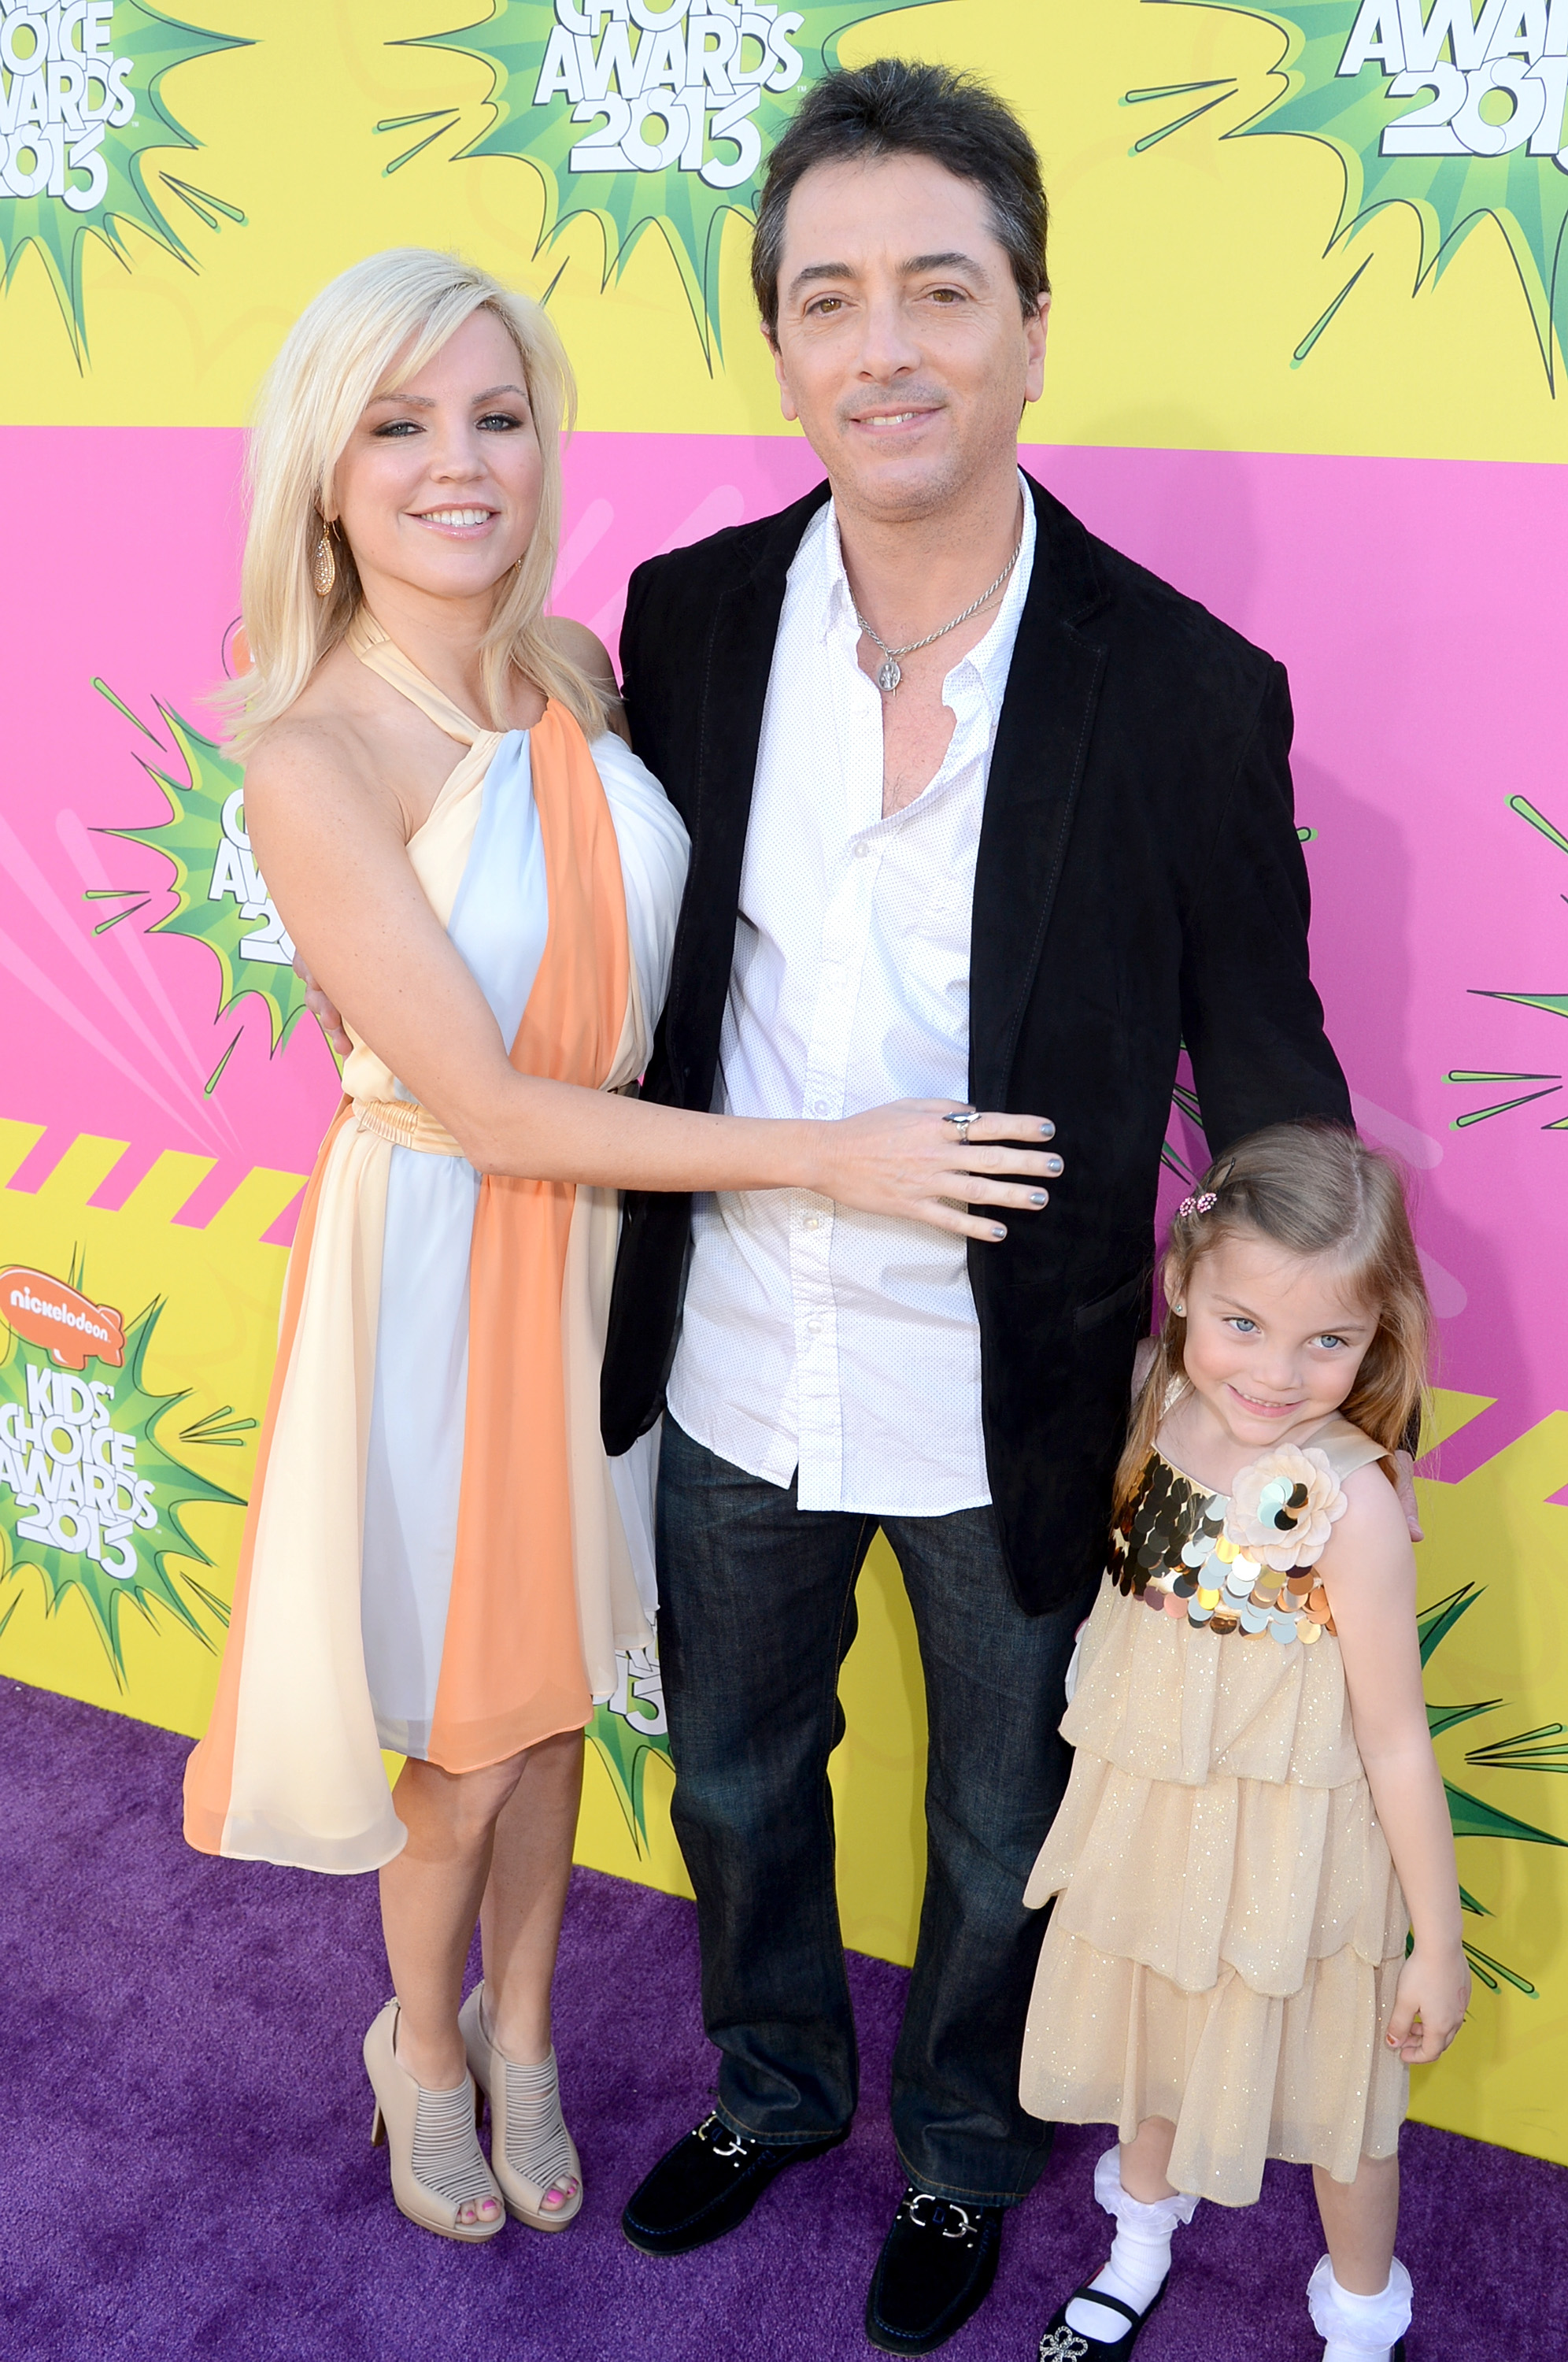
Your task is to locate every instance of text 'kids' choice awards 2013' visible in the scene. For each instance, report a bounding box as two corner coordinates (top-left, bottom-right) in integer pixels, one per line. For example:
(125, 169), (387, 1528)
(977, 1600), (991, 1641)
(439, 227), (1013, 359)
(1, 6), (1566, 2360)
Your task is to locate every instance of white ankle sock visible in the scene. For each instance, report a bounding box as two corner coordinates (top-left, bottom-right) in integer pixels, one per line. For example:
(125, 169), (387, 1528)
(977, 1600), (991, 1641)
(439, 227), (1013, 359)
(1307, 2255), (1413, 2360)
(1064, 2146), (1199, 2343)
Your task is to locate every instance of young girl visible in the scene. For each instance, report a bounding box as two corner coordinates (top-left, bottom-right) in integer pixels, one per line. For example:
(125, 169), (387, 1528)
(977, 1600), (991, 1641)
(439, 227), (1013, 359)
(1022, 1122), (1470, 2362)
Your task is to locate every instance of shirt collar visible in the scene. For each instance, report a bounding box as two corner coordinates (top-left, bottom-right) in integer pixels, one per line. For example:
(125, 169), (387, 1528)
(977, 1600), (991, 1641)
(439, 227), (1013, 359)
(802, 468), (1036, 720)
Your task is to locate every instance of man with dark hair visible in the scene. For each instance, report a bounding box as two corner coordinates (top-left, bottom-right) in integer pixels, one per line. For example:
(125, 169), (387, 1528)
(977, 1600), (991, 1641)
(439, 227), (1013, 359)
(605, 57), (1350, 2354)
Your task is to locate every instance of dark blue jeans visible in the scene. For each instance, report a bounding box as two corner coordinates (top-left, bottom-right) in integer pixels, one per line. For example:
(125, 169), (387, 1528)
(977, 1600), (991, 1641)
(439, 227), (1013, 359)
(656, 1416), (1095, 2207)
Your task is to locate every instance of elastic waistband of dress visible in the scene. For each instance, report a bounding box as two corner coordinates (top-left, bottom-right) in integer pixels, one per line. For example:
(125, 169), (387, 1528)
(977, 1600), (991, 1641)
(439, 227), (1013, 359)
(351, 1097), (464, 1157)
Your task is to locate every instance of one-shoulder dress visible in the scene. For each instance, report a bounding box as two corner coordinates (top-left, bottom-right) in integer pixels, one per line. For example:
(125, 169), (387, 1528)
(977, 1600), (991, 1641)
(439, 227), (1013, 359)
(1019, 1415), (1411, 2205)
(183, 615), (690, 1875)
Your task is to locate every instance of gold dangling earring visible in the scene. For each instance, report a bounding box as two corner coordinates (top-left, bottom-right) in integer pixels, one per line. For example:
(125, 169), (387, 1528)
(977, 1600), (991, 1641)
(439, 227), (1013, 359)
(312, 524), (337, 599)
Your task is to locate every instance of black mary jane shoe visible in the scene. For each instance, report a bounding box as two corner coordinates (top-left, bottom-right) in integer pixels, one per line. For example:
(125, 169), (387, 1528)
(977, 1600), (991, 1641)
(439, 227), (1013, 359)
(1036, 2279), (1167, 2360)
(864, 2186), (1004, 2356)
(621, 2110), (847, 2256)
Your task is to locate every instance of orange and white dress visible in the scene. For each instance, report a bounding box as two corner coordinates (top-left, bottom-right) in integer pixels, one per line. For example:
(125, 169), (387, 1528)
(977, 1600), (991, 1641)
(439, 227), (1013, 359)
(1019, 1416), (1411, 2205)
(183, 616), (688, 1874)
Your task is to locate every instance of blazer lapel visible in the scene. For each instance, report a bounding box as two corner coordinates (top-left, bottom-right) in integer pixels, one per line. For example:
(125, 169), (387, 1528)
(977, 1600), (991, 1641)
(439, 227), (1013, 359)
(969, 476), (1109, 1109)
(664, 483), (831, 1109)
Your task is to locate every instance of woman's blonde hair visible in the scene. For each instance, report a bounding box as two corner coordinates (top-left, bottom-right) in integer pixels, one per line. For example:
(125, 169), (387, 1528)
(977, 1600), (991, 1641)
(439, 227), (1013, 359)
(221, 246), (605, 749)
(1115, 1120), (1433, 1512)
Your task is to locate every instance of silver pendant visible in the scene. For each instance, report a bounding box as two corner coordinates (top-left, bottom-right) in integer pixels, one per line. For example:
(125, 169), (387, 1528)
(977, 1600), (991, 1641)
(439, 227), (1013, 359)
(875, 653), (901, 694)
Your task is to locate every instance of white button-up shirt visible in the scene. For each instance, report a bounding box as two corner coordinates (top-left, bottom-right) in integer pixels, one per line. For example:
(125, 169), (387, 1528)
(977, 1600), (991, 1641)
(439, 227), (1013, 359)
(665, 480), (1036, 1515)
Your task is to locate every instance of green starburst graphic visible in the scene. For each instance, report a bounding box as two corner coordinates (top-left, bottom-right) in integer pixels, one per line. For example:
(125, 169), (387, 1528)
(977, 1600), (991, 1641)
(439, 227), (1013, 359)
(387, 1), (938, 355)
(1134, 2), (1568, 380)
(0, 1268), (242, 1682)
(105, 687), (306, 1060)
(1419, 1579), (1566, 1994)
(587, 1644), (669, 1848)
(1445, 794), (1568, 1130)
(0, 3), (248, 363)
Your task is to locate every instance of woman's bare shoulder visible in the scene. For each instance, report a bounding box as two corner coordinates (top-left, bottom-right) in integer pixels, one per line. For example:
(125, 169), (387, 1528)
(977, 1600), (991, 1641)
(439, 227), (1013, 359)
(248, 641), (399, 770)
(542, 615), (619, 692)
(242, 661), (400, 839)
(245, 709), (373, 811)
(541, 616), (630, 742)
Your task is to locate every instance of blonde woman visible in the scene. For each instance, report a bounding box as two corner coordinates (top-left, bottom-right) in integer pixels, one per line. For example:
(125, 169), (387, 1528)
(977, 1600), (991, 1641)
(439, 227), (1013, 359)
(182, 250), (1056, 2245)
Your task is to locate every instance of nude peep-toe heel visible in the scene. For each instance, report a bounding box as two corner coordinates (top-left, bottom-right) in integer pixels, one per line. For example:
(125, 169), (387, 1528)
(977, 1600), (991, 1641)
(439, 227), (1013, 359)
(364, 1998), (506, 2242)
(459, 1982), (583, 2231)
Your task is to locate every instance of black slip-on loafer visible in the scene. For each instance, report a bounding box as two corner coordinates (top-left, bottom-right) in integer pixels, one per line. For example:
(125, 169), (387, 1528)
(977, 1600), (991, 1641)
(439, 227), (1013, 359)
(864, 2186), (1004, 2355)
(621, 2109), (848, 2256)
(1036, 2279), (1167, 2360)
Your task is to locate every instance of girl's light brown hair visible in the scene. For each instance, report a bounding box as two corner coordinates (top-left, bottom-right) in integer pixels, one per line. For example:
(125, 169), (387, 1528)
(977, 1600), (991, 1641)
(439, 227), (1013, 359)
(219, 247), (605, 752)
(1115, 1120), (1432, 1512)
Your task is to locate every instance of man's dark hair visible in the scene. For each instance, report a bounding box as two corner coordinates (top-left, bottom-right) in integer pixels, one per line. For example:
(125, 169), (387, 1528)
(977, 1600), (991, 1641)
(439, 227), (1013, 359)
(751, 59), (1049, 342)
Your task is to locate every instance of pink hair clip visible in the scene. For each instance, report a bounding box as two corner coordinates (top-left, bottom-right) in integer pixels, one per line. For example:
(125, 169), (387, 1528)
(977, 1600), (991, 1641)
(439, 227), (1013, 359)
(1178, 1191), (1218, 1219)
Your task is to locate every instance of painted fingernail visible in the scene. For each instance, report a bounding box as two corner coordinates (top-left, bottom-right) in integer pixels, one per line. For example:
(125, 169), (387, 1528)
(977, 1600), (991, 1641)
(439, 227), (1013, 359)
(991, 1224), (1008, 1240)
(1045, 1155), (1063, 1175)
(1030, 1191), (1048, 1207)
(1040, 1121), (1056, 1138)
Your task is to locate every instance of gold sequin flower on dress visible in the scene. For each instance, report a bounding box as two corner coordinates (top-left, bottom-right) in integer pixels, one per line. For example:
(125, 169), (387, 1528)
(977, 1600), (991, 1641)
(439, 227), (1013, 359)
(1225, 1446), (1348, 1571)
(1111, 1442), (1349, 1645)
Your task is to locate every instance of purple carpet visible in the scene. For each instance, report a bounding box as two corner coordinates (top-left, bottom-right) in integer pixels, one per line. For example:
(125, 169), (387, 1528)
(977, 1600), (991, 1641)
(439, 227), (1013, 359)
(2, 1679), (1562, 2360)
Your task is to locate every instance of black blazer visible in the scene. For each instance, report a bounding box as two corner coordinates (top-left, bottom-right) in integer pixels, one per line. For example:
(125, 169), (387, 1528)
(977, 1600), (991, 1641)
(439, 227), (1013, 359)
(601, 471), (1351, 1612)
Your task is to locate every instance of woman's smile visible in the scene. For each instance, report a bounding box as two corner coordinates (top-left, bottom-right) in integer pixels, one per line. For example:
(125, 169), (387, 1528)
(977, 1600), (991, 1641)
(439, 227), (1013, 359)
(409, 504), (501, 538)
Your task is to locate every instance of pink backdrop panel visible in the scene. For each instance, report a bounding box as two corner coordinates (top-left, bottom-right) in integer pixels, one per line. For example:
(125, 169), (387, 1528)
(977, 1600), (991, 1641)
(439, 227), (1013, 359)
(3, 426), (1561, 1468)
(0, 425), (324, 1229)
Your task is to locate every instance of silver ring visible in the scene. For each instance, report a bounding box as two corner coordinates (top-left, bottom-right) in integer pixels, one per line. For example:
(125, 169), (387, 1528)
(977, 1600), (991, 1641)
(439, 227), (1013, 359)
(944, 1110), (978, 1142)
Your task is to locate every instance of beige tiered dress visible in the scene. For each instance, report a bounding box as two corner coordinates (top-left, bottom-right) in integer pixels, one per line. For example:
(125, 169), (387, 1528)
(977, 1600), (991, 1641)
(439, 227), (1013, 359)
(1019, 1416), (1411, 2206)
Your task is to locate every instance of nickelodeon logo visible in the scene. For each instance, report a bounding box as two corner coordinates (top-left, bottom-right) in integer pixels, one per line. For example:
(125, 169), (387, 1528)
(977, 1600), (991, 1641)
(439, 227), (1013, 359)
(1, 1267), (125, 1372)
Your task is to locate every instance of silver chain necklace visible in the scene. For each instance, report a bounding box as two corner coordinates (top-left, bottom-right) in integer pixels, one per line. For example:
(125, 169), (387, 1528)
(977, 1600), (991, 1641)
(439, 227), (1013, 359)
(853, 531), (1023, 694)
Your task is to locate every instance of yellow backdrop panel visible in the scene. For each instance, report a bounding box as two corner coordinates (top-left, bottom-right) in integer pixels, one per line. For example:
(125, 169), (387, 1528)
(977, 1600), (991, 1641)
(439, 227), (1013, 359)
(3, 1104), (1561, 2164)
(2, 2), (1566, 461)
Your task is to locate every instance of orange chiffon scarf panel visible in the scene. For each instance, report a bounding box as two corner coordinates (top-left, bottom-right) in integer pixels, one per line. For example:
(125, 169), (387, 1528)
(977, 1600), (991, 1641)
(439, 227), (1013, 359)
(431, 702), (630, 1769)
